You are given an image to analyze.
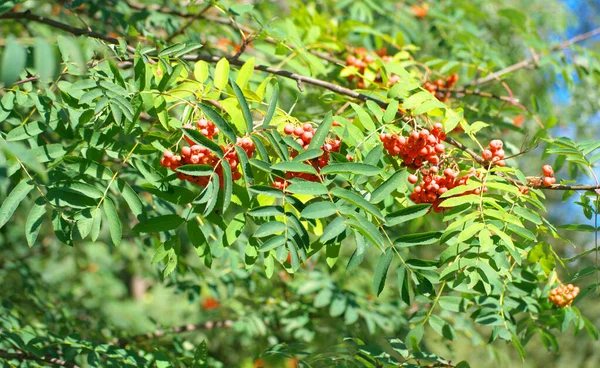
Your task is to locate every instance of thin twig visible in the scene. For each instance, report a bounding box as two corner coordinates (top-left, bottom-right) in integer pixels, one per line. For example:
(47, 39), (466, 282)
(115, 319), (234, 347)
(0, 349), (80, 368)
(470, 27), (600, 86)
(0, 11), (136, 54)
(125, 0), (344, 64)
(165, 2), (214, 43)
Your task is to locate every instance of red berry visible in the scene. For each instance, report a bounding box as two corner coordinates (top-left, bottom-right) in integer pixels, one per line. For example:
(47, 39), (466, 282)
(482, 150), (493, 161)
(489, 139), (503, 151)
(293, 127), (304, 136)
(284, 124), (294, 134)
(408, 174), (418, 184)
(542, 165), (554, 177)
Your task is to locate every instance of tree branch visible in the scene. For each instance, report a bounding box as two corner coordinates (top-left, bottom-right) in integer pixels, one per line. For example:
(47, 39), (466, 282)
(0, 349), (80, 368)
(470, 27), (600, 86)
(115, 319), (234, 347)
(124, 0), (344, 64)
(0, 10), (136, 54)
(165, 2), (214, 43)
(5, 10), (600, 192)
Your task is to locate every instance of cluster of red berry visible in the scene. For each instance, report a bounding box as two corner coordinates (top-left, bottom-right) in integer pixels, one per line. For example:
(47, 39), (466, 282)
(380, 123), (447, 169)
(423, 74), (459, 102)
(160, 119), (255, 187)
(345, 47), (399, 88)
(548, 284), (580, 308)
(272, 123), (342, 189)
(188, 118), (219, 140)
(481, 139), (506, 167)
(408, 167), (485, 213)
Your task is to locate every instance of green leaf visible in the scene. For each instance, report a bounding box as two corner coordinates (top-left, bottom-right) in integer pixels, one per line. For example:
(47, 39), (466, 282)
(386, 204), (431, 226)
(259, 235), (286, 252)
(30, 144), (66, 163)
(25, 198), (46, 247)
(456, 222), (485, 243)
(187, 220), (211, 267)
(202, 174), (219, 216)
(34, 38), (56, 82)
(479, 228), (493, 251)
(182, 128), (223, 157)
(350, 103), (376, 131)
(439, 181), (481, 198)
(198, 102), (237, 143)
(262, 82), (279, 129)
(307, 111), (333, 150)
(286, 181), (328, 195)
(347, 215), (384, 246)
(213, 58), (230, 90)
(6, 122), (45, 141)
(114, 179), (145, 219)
(320, 163), (381, 176)
(300, 202), (337, 219)
(0, 179), (34, 229)
(293, 149), (323, 162)
(103, 197), (122, 246)
(132, 215), (184, 233)
(236, 57), (254, 88)
(235, 145), (254, 189)
(373, 248), (393, 296)
(439, 194), (479, 208)
(371, 169), (407, 203)
(331, 187), (384, 220)
(254, 221), (286, 238)
(1, 36), (26, 85)
(194, 60), (209, 82)
(223, 213), (245, 246)
(320, 216), (346, 243)
(248, 185), (284, 198)
(176, 164), (215, 176)
(272, 161), (318, 174)
(383, 99), (399, 123)
(397, 264), (410, 305)
(511, 332), (526, 361)
(63, 156), (114, 180)
(192, 340), (208, 368)
(221, 160), (233, 212)
(248, 205), (284, 217)
(346, 234), (368, 272)
(395, 231), (441, 247)
(231, 80), (253, 133)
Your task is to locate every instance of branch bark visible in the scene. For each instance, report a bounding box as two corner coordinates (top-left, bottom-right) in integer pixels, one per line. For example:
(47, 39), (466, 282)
(470, 27), (600, 86)
(0, 349), (80, 368)
(0, 11), (135, 54)
(115, 319), (235, 347)
(124, 0), (344, 64)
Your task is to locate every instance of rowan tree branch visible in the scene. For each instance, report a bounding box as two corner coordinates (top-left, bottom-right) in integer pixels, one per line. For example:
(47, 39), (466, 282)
(0, 11), (136, 54)
(470, 27), (600, 86)
(4, 10), (600, 192)
(165, 2), (214, 43)
(0, 349), (80, 368)
(124, 0), (345, 64)
(115, 319), (235, 347)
